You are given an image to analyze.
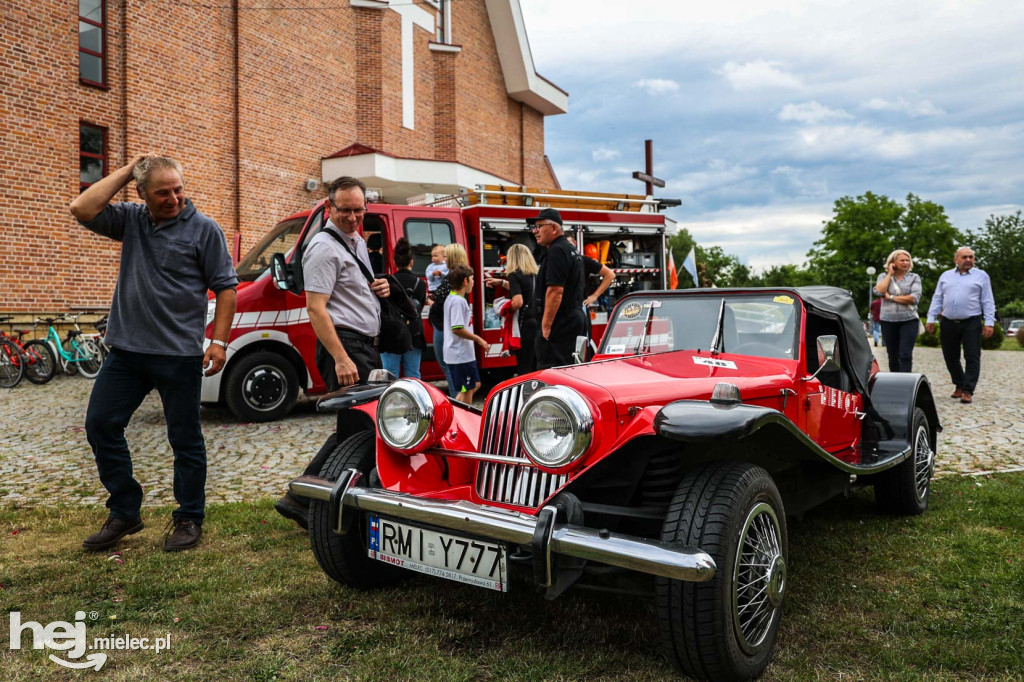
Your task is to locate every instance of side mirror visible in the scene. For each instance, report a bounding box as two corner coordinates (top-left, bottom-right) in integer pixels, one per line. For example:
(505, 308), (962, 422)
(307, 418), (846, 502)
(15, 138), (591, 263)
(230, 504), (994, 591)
(571, 335), (588, 364)
(270, 253), (291, 292)
(805, 334), (840, 381)
(367, 369), (396, 384)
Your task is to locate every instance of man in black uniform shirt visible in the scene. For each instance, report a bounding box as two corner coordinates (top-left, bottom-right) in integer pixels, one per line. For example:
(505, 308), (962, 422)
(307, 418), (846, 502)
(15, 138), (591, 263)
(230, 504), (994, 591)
(531, 208), (586, 369)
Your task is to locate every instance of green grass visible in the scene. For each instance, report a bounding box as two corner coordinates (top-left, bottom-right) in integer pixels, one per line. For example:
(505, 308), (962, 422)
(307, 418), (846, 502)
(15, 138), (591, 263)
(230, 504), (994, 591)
(999, 335), (1023, 350)
(2, 474), (1022, 681)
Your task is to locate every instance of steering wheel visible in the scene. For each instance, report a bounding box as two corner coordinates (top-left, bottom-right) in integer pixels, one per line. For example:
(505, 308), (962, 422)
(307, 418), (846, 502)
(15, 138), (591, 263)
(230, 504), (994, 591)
(731, 342), (791, 359)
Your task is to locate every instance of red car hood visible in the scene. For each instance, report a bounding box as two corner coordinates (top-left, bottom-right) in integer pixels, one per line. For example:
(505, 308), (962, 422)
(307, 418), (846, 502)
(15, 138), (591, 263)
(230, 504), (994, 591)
(537, 350), (798, 414)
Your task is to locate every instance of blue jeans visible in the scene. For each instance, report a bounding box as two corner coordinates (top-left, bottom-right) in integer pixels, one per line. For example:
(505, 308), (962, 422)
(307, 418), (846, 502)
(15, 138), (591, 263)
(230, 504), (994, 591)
(381, 347), (423, 379)
(872, 321), (882, 346)
(85, 349), (206, 523)
(432, 324), (456, 398)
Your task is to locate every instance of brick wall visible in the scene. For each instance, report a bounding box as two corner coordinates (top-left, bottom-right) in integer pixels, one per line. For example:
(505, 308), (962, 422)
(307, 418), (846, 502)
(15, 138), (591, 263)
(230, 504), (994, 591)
(1, 0), (558, 313)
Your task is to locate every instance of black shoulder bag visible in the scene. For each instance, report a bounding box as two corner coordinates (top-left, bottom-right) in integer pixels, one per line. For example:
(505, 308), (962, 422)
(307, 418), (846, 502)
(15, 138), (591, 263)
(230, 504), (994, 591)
(323, 229), (417, 355)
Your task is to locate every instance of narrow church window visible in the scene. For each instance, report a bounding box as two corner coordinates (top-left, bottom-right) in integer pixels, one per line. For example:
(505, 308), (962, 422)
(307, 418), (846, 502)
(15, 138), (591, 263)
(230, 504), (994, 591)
(79, 0), (106, 86)
(80, 123), (107, 193)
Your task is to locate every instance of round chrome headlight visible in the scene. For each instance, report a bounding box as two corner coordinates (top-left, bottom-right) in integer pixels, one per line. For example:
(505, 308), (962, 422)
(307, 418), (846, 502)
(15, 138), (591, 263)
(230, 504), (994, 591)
(519, 386), (594, 468)
(377, 380), (434, 451)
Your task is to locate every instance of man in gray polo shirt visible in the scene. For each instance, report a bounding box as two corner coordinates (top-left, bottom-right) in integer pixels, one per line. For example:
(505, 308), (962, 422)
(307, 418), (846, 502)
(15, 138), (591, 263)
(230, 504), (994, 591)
(274, 175), (391, 529)
(70, 154), (237, 552)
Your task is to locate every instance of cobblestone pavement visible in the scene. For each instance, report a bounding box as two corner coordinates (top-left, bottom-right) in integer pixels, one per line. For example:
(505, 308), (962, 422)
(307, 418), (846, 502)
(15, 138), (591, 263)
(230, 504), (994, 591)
(1, 346), (1020, 508)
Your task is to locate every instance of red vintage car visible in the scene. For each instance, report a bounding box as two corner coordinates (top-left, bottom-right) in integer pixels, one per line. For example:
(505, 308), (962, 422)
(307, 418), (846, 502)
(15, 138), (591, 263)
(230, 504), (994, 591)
(290, 286), (940, 680)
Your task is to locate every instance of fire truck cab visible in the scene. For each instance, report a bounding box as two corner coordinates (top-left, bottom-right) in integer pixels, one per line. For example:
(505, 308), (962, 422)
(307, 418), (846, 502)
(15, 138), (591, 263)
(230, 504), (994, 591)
(202, 185), (676, 422)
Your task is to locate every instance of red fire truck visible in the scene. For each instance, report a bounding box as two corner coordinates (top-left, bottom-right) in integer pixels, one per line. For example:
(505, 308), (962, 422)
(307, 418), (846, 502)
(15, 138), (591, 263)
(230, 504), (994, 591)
(201, 186), (676, 421)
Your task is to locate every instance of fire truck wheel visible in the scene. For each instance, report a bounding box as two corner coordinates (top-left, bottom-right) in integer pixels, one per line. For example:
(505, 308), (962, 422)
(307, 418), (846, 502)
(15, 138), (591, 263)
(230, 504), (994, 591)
(874, 408), (934, 515)
(308, 430), (405, 588)
(656, 462), (787, 681)
(224, 351), (299, 422)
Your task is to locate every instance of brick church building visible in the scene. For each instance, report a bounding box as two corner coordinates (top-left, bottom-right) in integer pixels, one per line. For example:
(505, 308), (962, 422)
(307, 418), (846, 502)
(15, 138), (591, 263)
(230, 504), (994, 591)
(1, 0), (566, 314)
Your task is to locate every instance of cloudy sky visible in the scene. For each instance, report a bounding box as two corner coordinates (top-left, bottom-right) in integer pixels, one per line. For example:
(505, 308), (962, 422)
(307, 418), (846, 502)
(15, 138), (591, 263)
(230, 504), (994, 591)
(518, 0), (1023, 271)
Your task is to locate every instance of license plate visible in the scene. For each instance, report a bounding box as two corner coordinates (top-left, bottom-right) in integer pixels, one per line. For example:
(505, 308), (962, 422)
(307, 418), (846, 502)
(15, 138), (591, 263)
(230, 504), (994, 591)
(367, 515), (508, 592)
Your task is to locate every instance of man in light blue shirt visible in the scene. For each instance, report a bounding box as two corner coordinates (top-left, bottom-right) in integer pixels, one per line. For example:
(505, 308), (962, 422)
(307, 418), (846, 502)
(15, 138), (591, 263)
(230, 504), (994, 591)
(925, 247), (996, 404)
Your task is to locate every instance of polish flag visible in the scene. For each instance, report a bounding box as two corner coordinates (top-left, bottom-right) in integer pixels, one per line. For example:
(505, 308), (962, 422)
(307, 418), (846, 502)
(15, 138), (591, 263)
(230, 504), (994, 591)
(668, 249), (678, 289)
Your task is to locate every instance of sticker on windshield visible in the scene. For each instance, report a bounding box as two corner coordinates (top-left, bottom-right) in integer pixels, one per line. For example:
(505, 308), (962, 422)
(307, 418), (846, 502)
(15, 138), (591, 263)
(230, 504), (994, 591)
(606, 344), (626, 354)
(693, 356), (738, 370)
(773, 295), (794, 305)
(621, 302), (643, 319)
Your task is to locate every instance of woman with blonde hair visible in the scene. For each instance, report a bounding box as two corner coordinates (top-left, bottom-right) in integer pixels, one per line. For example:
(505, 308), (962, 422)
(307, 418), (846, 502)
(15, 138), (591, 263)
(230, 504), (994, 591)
(486, 243), (539, 375)
(874, 248), (923, 372)
(428, 243), (469, 397)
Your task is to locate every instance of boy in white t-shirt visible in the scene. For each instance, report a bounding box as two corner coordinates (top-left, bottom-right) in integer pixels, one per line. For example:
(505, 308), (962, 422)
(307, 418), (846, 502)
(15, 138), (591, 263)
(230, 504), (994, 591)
(443, 264), (488, 403)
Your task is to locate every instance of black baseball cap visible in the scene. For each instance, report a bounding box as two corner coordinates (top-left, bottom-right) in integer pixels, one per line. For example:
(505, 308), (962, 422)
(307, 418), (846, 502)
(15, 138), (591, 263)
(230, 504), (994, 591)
(526, 207), (563, 226)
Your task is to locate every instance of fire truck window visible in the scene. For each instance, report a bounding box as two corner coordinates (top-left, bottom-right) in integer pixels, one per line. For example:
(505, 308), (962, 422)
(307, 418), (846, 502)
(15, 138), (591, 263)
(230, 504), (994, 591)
(405, 219), (454, 275)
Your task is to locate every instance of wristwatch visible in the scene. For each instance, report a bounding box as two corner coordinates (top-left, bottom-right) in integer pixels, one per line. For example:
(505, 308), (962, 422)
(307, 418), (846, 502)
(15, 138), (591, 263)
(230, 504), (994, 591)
(211, 339), (228, 349)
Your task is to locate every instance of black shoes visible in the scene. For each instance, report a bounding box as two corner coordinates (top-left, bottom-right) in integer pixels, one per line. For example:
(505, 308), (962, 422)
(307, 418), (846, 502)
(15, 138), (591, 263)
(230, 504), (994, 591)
(163, 518), (202, 552)
(83, 516), (145, 551)
(274, 493), (309, 530)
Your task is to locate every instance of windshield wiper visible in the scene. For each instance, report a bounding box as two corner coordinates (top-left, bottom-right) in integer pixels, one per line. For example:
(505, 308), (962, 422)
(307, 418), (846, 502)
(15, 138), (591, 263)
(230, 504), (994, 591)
(636, 302), (656, 354)
(709, 299), (726, 355)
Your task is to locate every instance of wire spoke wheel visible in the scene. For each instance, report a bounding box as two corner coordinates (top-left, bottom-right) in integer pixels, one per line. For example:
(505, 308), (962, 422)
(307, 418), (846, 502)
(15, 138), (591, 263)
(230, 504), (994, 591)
(733, 502), (785, 654)
(913, 423), (934, 502)
(658, 462), (787, 680)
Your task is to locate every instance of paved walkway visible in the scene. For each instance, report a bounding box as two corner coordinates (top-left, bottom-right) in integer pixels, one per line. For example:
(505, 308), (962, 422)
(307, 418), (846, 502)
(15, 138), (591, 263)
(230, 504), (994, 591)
(1, 346), (1020, 508)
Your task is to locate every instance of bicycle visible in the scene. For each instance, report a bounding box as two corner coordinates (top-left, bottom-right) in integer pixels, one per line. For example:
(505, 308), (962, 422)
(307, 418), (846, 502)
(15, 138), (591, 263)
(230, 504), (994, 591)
(37, 315), (105, 379)
(0, 315), (56, 385)
(69, 311), (110, 364)
(0, 332), (23, 388)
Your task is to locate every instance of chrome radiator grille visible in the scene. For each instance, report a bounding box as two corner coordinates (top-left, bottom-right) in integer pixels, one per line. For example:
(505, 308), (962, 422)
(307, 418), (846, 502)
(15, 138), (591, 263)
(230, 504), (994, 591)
(476, 381), (568, 507)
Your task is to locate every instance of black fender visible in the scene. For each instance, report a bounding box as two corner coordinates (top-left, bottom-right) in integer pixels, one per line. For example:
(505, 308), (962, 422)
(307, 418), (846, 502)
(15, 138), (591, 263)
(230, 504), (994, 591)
(867, 371), (941, 452)
(317, 385), (384, 436)
(653, 400), (913, 475)
(655, 401), (791, 443)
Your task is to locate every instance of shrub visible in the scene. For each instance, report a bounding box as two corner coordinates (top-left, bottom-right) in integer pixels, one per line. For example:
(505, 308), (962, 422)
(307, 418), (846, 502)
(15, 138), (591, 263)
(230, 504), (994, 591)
(1000, 299), (1024, 318)
(917, 320), (940, 347)
(982, 323), (1004, 350)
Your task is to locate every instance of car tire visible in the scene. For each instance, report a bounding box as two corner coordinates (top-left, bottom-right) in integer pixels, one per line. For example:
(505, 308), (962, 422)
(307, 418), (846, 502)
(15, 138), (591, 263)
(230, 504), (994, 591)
(308, 430), (405, 589)
(874, 407), (934, 515)
(656, 462), (787, 681)
(224, 351), (299, 422)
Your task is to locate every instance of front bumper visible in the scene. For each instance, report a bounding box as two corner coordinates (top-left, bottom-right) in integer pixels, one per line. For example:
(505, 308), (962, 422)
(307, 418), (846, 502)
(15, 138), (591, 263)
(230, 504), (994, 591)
(290, 471), (716, 584)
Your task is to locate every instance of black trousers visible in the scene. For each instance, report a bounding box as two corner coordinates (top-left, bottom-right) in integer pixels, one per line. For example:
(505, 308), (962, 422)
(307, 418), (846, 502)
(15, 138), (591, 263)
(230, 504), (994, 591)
(314, 330), (380, 392)
(880, 318), (918, 372)
(85, 349), (206, 523)
(939, 315), (982, 393)
(536, 308), (586, 370)
(304, 330), (381, 478)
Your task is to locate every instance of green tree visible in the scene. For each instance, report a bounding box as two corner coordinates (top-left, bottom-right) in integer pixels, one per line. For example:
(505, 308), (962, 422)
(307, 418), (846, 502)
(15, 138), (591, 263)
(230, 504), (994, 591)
(699, 245), (751, 287)
(749, 263), (815, 288)
(966, 211), (1024, 314)
(806, 192), (964, 316)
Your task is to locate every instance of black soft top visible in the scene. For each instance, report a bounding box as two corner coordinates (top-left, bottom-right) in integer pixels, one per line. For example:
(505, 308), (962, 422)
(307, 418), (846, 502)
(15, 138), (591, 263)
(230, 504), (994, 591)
(795, 286), (874, 396)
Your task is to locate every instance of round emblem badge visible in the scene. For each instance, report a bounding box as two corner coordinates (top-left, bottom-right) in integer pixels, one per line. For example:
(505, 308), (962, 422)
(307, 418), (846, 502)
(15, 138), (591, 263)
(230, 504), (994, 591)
(622, 302), (643, 319)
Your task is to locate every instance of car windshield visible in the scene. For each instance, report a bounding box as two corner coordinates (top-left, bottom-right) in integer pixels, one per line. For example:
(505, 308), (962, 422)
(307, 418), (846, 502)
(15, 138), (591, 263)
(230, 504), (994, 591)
(235, 217), (306, 282)
(600, 293), (802, 360)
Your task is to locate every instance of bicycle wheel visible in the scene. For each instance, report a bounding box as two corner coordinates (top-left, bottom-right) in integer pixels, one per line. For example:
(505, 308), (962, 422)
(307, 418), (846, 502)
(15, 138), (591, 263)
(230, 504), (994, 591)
(74, 339), (104, 379)
(0, 338), (25, 388)
(22, 340), (57, 384)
